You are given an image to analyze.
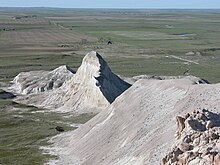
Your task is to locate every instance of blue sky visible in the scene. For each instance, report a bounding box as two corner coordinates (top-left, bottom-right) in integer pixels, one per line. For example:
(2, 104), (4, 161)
(0, 0), (219, 9)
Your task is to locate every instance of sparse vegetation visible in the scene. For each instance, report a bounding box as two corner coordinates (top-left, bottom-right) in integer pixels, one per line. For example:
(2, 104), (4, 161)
(0, 98), (96, 165)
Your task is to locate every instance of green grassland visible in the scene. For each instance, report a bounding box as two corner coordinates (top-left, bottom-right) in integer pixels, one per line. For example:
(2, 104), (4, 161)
(0, 8), (220, 165)
(58, 9), (220, 82)
(0, 8), (220, 83)
(0, 99), (95, 165)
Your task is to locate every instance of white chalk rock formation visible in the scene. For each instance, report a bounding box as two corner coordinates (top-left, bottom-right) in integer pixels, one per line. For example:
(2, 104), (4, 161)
(9, 65), (75, 95)
(46, 77), (220, 165)
(16, 51), (131, 113)
(162, 110), (220, 165)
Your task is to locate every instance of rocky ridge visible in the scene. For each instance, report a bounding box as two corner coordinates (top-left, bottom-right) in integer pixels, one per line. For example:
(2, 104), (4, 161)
(14, 51), (131, 113)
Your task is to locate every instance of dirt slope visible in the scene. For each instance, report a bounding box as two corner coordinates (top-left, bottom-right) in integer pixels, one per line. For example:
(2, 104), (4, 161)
(47, 77), (220, 164)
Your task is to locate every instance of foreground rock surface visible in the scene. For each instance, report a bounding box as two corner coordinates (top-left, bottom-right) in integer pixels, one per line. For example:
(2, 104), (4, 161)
(15, 51), (131, 113)
(46, 77), (220, 165)
(162, 110), (220, 165)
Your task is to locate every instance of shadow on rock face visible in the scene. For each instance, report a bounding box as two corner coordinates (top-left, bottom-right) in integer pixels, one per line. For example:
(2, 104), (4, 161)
(202, 109), (220, 127)
(0, 90), (16, 99)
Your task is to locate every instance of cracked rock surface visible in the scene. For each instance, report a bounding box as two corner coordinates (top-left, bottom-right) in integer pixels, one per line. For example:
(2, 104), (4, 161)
(162, 110), (220, 165)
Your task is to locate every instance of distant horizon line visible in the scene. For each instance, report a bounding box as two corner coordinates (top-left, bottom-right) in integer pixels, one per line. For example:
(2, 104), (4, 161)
(0, 7), (220, 10)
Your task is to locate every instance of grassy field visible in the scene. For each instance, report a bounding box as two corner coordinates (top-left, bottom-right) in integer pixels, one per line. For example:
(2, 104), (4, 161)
(0, 98), (95, 165)
(0, 8), (220, 165)
(63, 10), (220, 82)
(0, 8), (220, 83)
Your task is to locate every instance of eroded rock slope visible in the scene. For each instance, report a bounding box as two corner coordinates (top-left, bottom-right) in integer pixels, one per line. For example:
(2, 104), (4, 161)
(47, 77), (220, 165)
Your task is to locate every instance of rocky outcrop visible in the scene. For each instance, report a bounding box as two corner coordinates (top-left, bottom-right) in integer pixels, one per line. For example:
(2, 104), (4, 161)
(162, 110), (220, 165)
(15, 51), (131, 113)
(9, 65), (75, 95)
(68, 51), (131, 104)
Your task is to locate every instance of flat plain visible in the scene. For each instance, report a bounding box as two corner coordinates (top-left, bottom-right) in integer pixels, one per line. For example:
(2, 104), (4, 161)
(0, 8), (220, 165)
(0, 8), (220, 83)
